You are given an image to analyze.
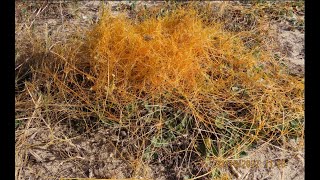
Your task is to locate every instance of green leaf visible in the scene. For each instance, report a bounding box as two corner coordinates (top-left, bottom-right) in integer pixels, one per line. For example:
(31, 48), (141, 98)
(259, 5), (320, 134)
(151, 136), (169, 147)
(215, 116), (225, 129)
(15, 119), (22, 129)
(239, 151), (248, 158)
(290, 119), (300, 129)
(211, 144), (219, 156)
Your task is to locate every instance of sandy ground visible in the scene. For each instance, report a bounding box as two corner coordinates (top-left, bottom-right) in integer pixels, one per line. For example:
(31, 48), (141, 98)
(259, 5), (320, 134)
(15, 1), (304, 179)
(278, 29), (304, 76)
(16, 124), (304, 179)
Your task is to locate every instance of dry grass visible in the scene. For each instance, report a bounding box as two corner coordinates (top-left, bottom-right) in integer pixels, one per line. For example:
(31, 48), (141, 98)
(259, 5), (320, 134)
(15, 2), (304, 179)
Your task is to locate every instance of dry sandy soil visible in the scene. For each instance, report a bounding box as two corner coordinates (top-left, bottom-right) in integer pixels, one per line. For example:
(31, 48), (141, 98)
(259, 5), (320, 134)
(15, 1), (304, 180)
